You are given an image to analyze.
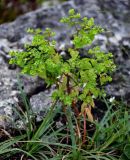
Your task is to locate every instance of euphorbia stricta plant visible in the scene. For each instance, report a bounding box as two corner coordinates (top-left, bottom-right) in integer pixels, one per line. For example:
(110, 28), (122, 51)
(10, 9), (116, 144)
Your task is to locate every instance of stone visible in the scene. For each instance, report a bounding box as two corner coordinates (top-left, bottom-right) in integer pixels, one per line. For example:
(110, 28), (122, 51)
(0, 0), (130, 128)
(30, 89), (53, 121)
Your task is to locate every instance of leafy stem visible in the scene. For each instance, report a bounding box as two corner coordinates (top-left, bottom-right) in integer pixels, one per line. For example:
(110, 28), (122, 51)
(9, 9), (116, 145)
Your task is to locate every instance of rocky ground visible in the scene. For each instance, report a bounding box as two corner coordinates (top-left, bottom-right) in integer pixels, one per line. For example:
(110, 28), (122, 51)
(0, 0), (130, 128)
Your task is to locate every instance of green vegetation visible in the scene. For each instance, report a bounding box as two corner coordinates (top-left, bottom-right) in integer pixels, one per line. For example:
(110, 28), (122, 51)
(10, 9), (115, 144)
(0, 9), (129, 160)
(0, 84), (130, 159)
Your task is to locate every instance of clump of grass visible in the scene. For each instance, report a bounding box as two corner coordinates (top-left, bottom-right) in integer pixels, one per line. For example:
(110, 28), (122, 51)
(0, 79), (129, 160)
(0, 78), (66, 160)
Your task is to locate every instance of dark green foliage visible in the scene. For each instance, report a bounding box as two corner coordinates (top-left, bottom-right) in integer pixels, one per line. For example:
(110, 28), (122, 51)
(124, 144), (130, 159)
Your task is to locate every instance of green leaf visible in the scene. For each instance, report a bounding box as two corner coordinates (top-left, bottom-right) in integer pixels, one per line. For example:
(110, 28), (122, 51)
(120, 154), (129, 160)
(62, 63), (70, 73)
(124, 144), (130, 159)
(69, 9), (75, 15)
(69, 48), (79, 59)
(79, 58), (92, 70)
(63, 95), (72, 106)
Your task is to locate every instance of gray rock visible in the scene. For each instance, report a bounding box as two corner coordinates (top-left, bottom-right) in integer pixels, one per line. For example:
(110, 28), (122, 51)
(0, 0), (130, 128)
(30, 88), (54, 121)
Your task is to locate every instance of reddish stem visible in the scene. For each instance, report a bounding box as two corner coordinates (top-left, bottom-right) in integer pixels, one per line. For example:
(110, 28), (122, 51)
(83, 110), (87, 144)
(72, 100), (79, 117)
